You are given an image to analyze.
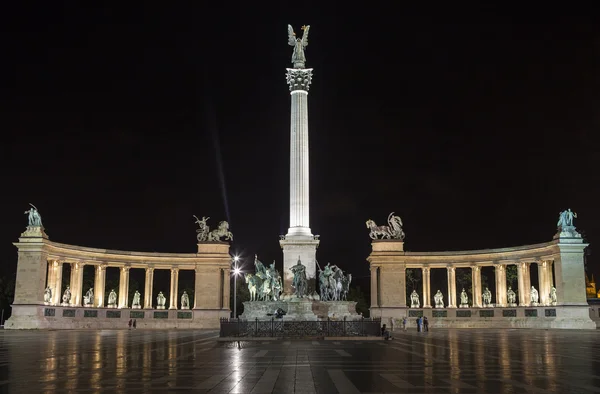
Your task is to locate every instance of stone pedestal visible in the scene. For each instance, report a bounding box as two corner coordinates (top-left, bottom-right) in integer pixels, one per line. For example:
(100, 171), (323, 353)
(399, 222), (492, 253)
(132, 305), (141, 309)
(459, 303), (469, 308)
(157, 306), (165, 310)
(240, 299), (359, 321)
(279, 236), (320, 295)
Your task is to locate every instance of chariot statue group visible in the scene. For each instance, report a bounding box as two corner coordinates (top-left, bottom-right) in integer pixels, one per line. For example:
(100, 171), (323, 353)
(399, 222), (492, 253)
(245, 256), (283, 301)
(318, 262), (351, 301)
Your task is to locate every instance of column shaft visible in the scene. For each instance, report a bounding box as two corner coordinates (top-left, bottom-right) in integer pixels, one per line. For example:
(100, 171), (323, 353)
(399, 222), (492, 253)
(523, 263), (531, 305)
(288, 90), (311, 234)
(447, 267), (456, 307)
(422, 267), (431, 308)
(119, 267), (130, 308)
(194, 268), (201, 309)
(74, 263), (84, 306)
(144, 268), (154, 309)
(471, 266), (482, 307)
(517, 263), (525, 305)
(53, 261), (63, 305)
(94, 265), (106, 307)
(169, 269), (179, 309)
(495, 265), (507, 307)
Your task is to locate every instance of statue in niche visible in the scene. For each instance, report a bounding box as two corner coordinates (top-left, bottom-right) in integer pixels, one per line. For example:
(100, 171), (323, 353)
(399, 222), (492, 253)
(530, 286), (539, 305)
(507, 286), (517, 306)
(460, 288), (469, 308)
(107, 289), (117, 308)
(287, 24), (310, 68)
(132, 290), (142, 309)
(44, 286), (52, 304)
(62, 286), (71, 305)
(24, 203), (43, 227)
(207, 221), (233, 242)
(434, 290), (444, 308)
(549, 286), (557, 305)
(366, 212), (405, 240)
(410, 290), (420, 308)
(83, 287), (94, 306)
(482, 287), (492, 307)
(290, 257), (307, 298)
(193, 215), (210, 242)
(181, 291), (190, 309)
(157, 292), (166, 309)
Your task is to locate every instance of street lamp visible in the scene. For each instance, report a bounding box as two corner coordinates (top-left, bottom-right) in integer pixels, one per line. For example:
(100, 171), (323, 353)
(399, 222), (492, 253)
(232, 256), (242, 319)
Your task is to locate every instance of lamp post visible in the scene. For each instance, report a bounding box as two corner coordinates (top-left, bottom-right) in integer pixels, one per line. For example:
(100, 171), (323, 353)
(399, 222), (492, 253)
(232, 256), (241, 319)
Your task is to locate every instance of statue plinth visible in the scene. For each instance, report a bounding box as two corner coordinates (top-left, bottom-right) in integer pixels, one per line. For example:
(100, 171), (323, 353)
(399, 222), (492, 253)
(459, 303), (469, 308)
(107, 304), (117, 309)
(20, 226), (48, 239)
(181, 306), (190, 310)
(157, 306), (166, 310)
(132, 305), (141, 309)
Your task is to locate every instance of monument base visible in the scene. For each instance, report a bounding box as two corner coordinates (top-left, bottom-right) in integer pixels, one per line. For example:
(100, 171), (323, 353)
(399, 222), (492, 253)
(240, 300), (360, 321)
(157, 306), (165, 310)
(460, 304), (469, 308)
(107, 304), (117, 309)
(132, 305), (141, 309)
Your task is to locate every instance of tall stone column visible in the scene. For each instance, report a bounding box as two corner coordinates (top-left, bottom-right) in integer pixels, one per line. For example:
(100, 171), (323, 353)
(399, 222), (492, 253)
(280, 66), (319, 295)
(546, 260), (554, 293)
(94, 265), (106, 307)
(52, 261), (63, 305)
(118, 266), (130, 308)
(370, 265), (379, 308)
(144, 267), (154, 309)
(422, 267), (431, 308)
(471, 265), (482, 307)
(74, 262), (84, 306)
(169, 268), (179, 309)
(517, 262), (526, 306)
(495, 264), (507, 307)
(223, 268), (231, 311)
(46, 260), (55, 295)
(523, 263), (531, 305)
(538, 261), (548, 305)
(446, 266), (456, 308)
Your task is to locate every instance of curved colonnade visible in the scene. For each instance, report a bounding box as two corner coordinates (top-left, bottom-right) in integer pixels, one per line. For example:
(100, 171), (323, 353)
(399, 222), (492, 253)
(368, 231), (596, 329)
(5, 226), (231, 329)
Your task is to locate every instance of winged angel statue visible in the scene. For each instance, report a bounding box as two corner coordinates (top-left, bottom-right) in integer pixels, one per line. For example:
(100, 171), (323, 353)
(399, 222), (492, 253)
(366, 212), (405, 240)
(288, 24), (310, 68)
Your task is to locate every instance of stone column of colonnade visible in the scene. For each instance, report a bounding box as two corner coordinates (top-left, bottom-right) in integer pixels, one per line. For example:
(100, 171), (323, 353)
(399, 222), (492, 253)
(538, 260), (554, 305)
(169, 268), (179, 309)
(144, 267), (154, 309)
(446, 266), (457, 308)
(69, 262), (85, 306)
(421, 267), (431, 307)
(118, 266), (130, 308)
(94, 265), (106, 307)
(51, 261), (63, 305)
(223, 267), (231, 310)
(471, 265), (482, 307)
(494, 264), (507, 307)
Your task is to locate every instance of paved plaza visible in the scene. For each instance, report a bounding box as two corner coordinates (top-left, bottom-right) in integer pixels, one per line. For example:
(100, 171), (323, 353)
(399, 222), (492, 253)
(1, 328), (600, 393)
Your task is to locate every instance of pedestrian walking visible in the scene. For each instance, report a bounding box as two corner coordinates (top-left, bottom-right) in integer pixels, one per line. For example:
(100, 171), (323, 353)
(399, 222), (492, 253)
(402, 317), (407, 331)
(133, 319), (137, 329)
(423, 316), (429, 332)
(128, 319), (132, 329)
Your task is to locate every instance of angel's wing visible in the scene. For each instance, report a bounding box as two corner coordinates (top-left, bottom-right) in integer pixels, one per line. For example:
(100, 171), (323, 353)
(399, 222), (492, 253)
(301, 25), (310, 47)
(288, 24), (296, 46)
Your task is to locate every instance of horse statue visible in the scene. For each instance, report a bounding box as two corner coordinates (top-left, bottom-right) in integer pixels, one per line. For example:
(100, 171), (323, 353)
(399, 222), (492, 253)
(365, 212), (405, 240)
(245, 273), (261, 301)
(207, 220), (233, 241)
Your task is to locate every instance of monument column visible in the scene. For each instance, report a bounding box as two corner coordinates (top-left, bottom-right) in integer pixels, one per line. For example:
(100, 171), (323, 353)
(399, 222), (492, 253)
(52, 261), (63, 305)
(118, 266), (130, 308)
(422, 267), (431, 308)
(471, 265), (482, 307)
(144, 267), (154, 309)
(538, 261), (548, 305)
(280, 25), (319, 295)
(169, 268), (179, 309)
(73, 262), (84, 306)
(46, 260), (55, 296)
(523, 263), (531, 305)
(94, 265), (106, 307)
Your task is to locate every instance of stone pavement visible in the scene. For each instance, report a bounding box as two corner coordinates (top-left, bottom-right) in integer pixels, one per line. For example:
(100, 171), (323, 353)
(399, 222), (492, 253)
(1, 328), (600, 393)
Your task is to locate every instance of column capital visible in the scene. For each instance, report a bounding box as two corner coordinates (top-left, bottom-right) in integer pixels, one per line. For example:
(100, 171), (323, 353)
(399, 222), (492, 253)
(422, 266), (430, 273)
(446, 265), (455, 272)
(286, 68), (313, 92)
(171, 267), (179, 273)
(121, 265), (131, 272)
(146, 266), (155, 272)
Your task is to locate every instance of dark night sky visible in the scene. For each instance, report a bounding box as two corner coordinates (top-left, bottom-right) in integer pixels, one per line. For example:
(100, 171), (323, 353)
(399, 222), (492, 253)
(1, 4), (599, 293)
